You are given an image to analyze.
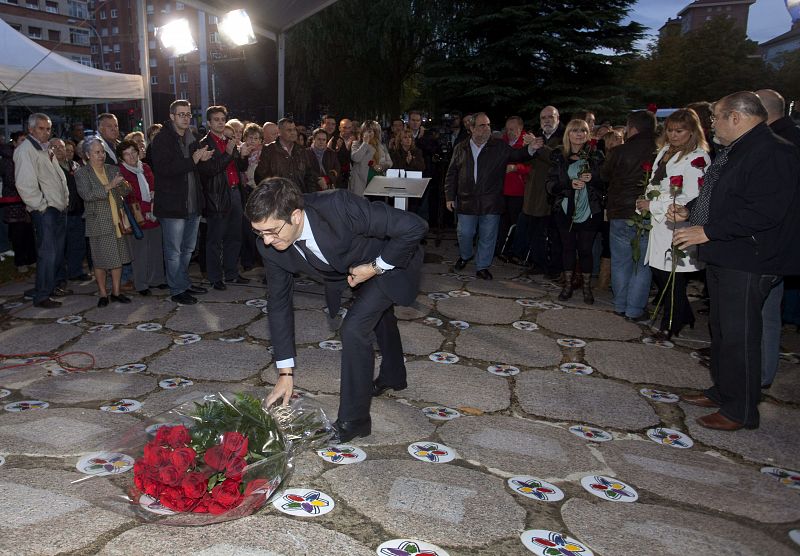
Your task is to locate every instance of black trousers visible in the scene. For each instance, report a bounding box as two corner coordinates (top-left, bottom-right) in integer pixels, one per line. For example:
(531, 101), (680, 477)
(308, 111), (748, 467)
(497, 195), (523, 255)
(338, 277), (405, 422)
(650, 267), (694, 334)
(705, 264), (779, 427)
(240, 185), (259, 270)
(205, 187), (243, 283)
(555, 211), (600, 273)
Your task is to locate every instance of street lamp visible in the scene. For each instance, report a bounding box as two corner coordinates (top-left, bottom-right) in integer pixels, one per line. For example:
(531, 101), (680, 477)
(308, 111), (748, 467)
(218, 9), (256, 46)
(156, 18), (197, 56)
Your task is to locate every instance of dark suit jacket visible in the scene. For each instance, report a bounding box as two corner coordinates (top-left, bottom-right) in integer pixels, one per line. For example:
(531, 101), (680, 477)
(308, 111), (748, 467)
(260, 189), (428, 362)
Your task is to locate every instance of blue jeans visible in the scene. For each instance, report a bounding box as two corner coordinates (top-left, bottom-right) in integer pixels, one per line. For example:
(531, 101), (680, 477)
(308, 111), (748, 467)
(57, 214), (86, 282)
(761, 279), (783, 387)
(30, 207), (66, 303)
(610, 218), (652, 317)
(160, 215), (200, 295)
(457, 213), (500, 271)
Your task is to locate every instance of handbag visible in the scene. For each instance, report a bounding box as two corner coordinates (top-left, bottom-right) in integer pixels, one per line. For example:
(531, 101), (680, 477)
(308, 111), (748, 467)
(118, 197), (144, 239)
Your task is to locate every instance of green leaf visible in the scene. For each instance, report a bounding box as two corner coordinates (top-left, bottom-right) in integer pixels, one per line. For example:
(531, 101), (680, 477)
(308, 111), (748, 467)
(625, 220), (635, 226)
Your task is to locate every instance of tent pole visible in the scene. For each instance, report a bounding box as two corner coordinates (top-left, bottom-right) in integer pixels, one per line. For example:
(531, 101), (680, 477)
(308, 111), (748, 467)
(277, 31), (285, 119)
(3, 104), (6, 138)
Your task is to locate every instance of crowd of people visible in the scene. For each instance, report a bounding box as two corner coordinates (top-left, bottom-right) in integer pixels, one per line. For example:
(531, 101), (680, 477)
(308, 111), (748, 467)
(1, 88), (798, 434)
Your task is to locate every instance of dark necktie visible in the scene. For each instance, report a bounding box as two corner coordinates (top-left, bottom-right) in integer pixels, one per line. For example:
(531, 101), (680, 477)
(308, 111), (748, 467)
(296, 239), (335, 272)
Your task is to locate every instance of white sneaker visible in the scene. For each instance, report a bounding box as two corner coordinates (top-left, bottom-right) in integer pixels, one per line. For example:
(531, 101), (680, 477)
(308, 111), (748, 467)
(0, 249), (14, 257)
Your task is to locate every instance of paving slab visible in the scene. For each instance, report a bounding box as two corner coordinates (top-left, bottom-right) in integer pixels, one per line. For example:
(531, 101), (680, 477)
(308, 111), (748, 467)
(83, 298), (174, 324)
(517, 370), (660, 429)
(246, 310), (336, 344)
(397, 321), (445, 355)
(561, 498), (797, 556)
(419, 272), (467, 293)
(537, 308), (642, 340)
(21, 372), (157, 404)
(98, 515), (373, 555)
(13, 294), (98, 319)
(767, 361), (800, 403)
(439, 415), (600, 477)
(0, 281), (31, 296)
(148, 340), (269, 381)
(584, 340), (710, 389)
(164, 303), (261, 334)
(324, 459), (525, 547)
(0, 468), (133, 556)
(0, 322), (82, 353)
(421, 262), (453, 274)
(287, 449), (326, 485)
(401, 361), (510, 412)
(598, 439), (800, 523)
(394, 295), (433, 320)
(290, 291), (326, 310)
(262, 347), (341, 393)
(0, 407), (140, 456)
(69, 329), (173, 369)
(311, 394), (435, 447)
(454, 325), (563, 367)
(199, 284), (266, 303)
(139, 382), (264, 417)
(466, 278), (547, 299)
(0, 361), (52, 389)
(436, 295), (523, 324)
(682, 402), (800, 469)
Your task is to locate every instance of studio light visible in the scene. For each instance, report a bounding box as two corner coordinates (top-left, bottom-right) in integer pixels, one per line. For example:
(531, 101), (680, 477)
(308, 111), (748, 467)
(218, 9), (256, 46)
(157, 18), (197, 56)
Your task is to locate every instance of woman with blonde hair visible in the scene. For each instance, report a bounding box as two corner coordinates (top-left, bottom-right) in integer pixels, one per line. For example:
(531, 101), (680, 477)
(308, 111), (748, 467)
(546, 118), (605, 303)
(636, 108), (710, 339)
(349, 120), (392, 196)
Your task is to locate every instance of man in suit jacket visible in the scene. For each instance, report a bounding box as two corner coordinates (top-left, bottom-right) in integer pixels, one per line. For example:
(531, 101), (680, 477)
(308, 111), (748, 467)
(97, 113), (120, 165)
(246, 178), (428, 443)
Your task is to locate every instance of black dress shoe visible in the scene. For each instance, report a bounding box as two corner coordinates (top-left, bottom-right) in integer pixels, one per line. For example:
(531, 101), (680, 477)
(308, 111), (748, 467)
(156, 283), (169, 290)
(212, 281), (227, 291)
(454, 257), (472, 271)
(171, 292), (198, 305)
(231, 275), (251, 284)
(138, 288), (152, 296)
(188, 285), (208, 294)
(372, 380), (408, 397)
(70, 273), (91, 281)
(476, 268), (493, 280)
(624, 313), (647, 322)
(97, 296), (109, 308)
(110, 293), (131, 304)
(331, 417), (372, 443)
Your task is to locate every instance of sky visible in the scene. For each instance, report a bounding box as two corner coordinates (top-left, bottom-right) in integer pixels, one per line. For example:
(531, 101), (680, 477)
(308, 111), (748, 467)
(626, 0), (793, 50)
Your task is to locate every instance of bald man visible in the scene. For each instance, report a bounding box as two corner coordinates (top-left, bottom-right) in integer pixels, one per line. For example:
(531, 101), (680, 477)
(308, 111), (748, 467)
(755, 89), (800, 148)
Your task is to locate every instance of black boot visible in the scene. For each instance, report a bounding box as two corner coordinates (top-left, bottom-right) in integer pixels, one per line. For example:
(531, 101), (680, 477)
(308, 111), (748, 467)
(558, 272), (574, 301)
(582, 273), (594, 305)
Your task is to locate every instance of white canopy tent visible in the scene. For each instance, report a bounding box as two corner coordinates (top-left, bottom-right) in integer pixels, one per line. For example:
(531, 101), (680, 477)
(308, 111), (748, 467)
(0, 17), (144, 107)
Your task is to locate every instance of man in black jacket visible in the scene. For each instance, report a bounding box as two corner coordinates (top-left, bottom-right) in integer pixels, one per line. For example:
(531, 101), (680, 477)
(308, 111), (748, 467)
(150, 100), (214, 305)
(672, 91), (800, 431)
(197, 105), (249, 291)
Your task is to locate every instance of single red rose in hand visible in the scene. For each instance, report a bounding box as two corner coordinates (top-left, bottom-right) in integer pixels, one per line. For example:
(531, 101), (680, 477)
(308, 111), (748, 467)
(698, 176), (704, 189)
(158, 464), (182, 487)
(222, 432), (248, 457)
(181, 470), (208, 499)
(669, 175), (684, 189)
(204, 444), (229, 471)
(642, 162), (653, 173)
(589, 138), (598, 149)
(647, 103), (658, 113)
(225, 456), (247, 481)
(368, 160), (374, 167)
(166, 425), (191, 448)
(690, 156), (707, 169)
(170, 446), (197, 472)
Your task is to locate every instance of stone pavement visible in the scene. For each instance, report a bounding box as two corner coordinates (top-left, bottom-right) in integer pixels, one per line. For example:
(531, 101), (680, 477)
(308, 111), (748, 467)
(0, 234), (799, 555)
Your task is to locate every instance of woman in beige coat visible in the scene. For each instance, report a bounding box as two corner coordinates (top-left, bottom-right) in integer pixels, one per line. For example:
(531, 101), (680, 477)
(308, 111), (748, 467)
(75, 138), (133, 307)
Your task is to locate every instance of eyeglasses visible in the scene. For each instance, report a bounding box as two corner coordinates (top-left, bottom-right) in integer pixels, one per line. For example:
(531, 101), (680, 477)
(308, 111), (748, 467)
(710, 111), (729, 124)
(174, 112), (192, 118)
(251, 220), (287, 239)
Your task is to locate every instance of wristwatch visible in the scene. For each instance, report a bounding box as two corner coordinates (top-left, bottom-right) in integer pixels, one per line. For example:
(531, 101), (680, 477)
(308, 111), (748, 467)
(371, 259), (386, 275)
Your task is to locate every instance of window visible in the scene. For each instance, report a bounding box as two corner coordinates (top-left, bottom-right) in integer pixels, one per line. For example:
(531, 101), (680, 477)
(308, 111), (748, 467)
(28, 26), (42, 39)
(91, 45), (97, 53)
(150, 75), (158, 84)
(71, 55), (92, 67)
(67, 0), (88, 18)
(48, 29), (60, 41)
(99, 10), (106, 19)
(179, 72), (188, 83)
(176, 1), (183, 9)
(101, 27), (108, 37)
(179, 90), (187, 100)
(103, 62), (110, 70)
(147, 23), (155, 33)
(209, 32), (219, 43)
(148, 39), (156, 49)
(5, 0), (18, 4)
(111, 26), (118, 35)
(149, 58), (157, 67)
(110, 8), (117, 17)
(208, 15), (217, 24)
(113, 43), (120, 52)
(102, 45), (111, 53)
(114, 61), (121, 70)
(93, 62), (99, 68)
(44, 0), (57, 13)
(146, 3), (153, 14)
(26, 0), (39, 9)
(168, 74), (174, 84)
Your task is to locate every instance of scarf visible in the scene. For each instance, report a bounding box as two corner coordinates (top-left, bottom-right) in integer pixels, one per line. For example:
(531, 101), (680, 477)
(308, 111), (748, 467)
(561, 157), (591, 224)
(122, 160), (151, 203)
(689, 143), (731, 226)
(311, 146), (326, 173)
(94, 166), (122, 239)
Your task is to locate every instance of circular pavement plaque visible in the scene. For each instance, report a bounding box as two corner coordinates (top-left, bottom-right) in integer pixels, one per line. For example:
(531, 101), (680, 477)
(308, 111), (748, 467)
(520, 530), (594, 556)
(218, 336), (245, 343)
(428, 351), (459, 364)
(0, 455), (5, 467)
(76, 452), (134, 476)
(88, 324), (115, 333)
(580, 475), (639, 503)
(487, 364), (520, 377)
(639, 388), (680, 403)
(376, 540), (450, 556)
(139, 494), (176, 515)
(569, 425), (613, 442)
(559, 362), (593, 375)
(422, 406), (461, 421)
(159, 377), (194, 389)
(0, 389), (10, 399)
(448, 320), (469, 329)
(271, 488), (335, 516)
(4, 400), (48, 412)
(513, 320), (539, 331)
(316, 445), (367, 465)
(245, 298), (268, 308)
(508, 476), (564, 502)
(423, 317), (443, 327)
(407, 441), (457, 463)
(448, 290), (470, 298)
(56, 315), (83, 324)
(646, 427), (694, 449)
(174, 333), (201, 345)
(556, 338), (587, 348)
(790, 530), (800, 546)
(641, 336), (674, 349)
(136, 322), (163, 332)
(760, 466), (800, 490)
(319, 340), (342, 351)
(114, 363), (147, 374)
(427, 292), (450, 300)
(100, 398), (142, 413)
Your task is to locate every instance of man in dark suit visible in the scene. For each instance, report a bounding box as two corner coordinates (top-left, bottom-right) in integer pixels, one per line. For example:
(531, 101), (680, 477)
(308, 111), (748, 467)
(246, 178), (428, 443)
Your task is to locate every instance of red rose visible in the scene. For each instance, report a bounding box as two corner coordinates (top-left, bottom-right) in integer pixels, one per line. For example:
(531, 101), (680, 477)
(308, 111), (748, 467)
(368, 160), (374, 167)
(222, 432), (248, 458)
(193, 495), (211, 513)
(143, 478), (163, 498)
(166, 425), (191, 448)
(154, 425), (173, 446)
(225, 456), (247, 481)
(211, 480), (242, 508)
(642, 162), (653, 173)
(170, 447), (197, 472)
(160, 486), (195, 512)
(669, 175), (684, 189)
(690, 156), (707, 169)
(589, 138), (598, 149)
(243, 478), (270, 497)
(208, 501), (229, 515)
(181, 470), (209, 499)
(143, 464), (160, 481)
(133, 460), (147, 477)
(204, 444), (230, 471)
(698, 176), (704, 189)
(134, 472), (146, 492)
(158, 464), (182, 487)
(647, 103), (658, 113)
(143, 443), (169, 467)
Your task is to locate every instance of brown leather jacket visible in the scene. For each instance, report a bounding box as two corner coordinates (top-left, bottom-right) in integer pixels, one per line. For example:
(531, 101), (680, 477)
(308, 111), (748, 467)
(601, 131), (657, 219)
(254, 140), (318, 193)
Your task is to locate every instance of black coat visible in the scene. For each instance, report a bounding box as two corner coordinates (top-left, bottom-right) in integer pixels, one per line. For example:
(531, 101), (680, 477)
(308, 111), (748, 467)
(770, 116), (800, 149)
(697, 123), (800, 275)
(150, 121), (204, 219)
(197, 133), (247, 217)
(545, 147), (605, 216)
(444, 137), (534, 215)
(261, 189), (428, 362)
(601, 131), (658, 219)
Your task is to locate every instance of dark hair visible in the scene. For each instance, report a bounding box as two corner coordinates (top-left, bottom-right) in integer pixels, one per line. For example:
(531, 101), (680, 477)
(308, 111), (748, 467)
(206, 105), (228, 121)
(277, 117), (294, 128)
(116, 139), (140, 161)
(312, 128), (328, 139)
(686, 102), (712, 134)
(10, 131), (26, 142)
(243, 122), (263, 140)
(718, 91), (768, 121)
(626, 110), (656, 134)
(169, 100), (190, 114)
(146, 123), (163, 141)
(245, 177), (304, 224)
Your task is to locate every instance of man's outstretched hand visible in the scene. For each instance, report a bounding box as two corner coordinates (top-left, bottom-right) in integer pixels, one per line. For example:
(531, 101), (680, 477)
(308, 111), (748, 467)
(264, 375), (293, 407)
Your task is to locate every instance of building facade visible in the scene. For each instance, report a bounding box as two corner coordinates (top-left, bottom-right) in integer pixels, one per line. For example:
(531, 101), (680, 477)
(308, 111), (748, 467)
(660, 0), (754, 38)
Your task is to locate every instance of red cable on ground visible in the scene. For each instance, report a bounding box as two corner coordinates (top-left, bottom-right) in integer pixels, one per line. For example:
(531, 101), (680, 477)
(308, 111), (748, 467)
(0, 351), (96, 372)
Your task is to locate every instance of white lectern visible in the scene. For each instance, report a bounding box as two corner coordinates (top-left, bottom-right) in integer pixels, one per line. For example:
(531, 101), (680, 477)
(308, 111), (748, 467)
(363, 175), (430, 211)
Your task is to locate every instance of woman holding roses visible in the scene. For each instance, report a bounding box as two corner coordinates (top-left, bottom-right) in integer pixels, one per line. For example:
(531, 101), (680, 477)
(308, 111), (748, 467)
(636, 109), (710, 339)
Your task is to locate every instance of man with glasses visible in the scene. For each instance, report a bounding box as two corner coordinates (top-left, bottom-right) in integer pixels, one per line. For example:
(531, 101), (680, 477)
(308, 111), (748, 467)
(254, 118), (318, 193)
(150, 99), (214, 305)
(246, 178), (427, 443)
(670, 91), (800, 431)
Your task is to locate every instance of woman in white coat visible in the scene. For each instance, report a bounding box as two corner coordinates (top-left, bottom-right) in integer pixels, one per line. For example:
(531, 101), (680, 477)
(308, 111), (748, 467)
(636, 109), (710, 339)
(349, 120), (392, 197)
